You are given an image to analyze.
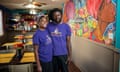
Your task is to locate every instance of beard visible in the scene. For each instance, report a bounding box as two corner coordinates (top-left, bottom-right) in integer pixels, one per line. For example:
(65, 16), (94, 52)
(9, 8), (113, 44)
(54, 18), (62, 24)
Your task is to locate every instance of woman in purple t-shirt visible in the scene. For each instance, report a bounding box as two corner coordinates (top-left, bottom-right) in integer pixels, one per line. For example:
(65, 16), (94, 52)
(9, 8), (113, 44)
(33, 16), (53, 72)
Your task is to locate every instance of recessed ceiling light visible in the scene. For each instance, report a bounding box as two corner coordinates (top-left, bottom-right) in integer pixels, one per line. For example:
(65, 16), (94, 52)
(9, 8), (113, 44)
(52, 0), (59, 1)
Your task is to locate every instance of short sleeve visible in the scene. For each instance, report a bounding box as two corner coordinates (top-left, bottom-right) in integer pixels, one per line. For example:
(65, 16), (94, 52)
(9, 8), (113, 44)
(32, 33), (39, 45)
(66, 24), (71, 36)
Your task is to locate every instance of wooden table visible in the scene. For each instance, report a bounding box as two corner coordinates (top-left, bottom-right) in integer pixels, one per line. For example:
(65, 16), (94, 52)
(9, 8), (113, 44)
(0, 53), (16, 64)
(20, 52), (35, 63)
(14, 35), (24, 39)
(14, 35), (33, 39)
(0, 51), (35, 65)
(25, 41), (33, 46)
(2, 42), (23, 50)
(24, 35), (33, 39)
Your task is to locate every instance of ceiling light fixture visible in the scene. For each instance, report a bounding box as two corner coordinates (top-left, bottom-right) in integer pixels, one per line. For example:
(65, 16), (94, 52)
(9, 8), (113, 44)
(23, 0), (46, 8)
(29, 9), (37, 14)
(24, 4), (38, 8)
(52, 0), (59, 1)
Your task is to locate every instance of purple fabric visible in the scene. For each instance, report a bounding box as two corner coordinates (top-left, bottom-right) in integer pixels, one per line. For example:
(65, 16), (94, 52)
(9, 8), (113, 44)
(33, 29), (53, 62)
(47, 22), (71, 56)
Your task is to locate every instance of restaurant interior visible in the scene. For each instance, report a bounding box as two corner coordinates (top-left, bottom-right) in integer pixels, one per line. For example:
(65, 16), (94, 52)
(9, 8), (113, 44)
(0, 0), (120, 72)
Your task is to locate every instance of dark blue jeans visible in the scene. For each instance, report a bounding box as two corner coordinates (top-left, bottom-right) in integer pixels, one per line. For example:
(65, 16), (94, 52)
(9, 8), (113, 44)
(40, 61), (53, 72)
(53, 55), (68, 72)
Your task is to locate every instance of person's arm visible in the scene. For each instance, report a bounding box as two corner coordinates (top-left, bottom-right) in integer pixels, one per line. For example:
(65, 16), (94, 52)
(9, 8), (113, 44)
(66, 24), (72, 64)
(33, 33), (42, 72)
(66, 36), (72, 64)
(34, 45), (42, 72)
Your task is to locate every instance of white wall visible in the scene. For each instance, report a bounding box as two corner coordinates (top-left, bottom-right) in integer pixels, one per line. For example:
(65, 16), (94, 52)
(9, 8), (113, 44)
(0, 10), (3, 36)
(71, 36), (119, 72)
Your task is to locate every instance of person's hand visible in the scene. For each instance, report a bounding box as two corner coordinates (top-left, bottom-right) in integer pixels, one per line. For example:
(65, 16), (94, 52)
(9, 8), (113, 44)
(37, 65), (42, 72)
(67, 55), (72, 65)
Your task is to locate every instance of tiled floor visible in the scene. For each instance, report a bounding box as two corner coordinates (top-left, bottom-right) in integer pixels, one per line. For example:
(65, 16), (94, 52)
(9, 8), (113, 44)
(68, 62), (81, 72)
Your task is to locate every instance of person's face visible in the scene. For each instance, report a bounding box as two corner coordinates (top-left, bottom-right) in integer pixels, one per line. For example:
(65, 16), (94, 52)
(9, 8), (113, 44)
(39, 17), (48, 28)
(98, 0), (115, 22)
(53, 11), (62, 24)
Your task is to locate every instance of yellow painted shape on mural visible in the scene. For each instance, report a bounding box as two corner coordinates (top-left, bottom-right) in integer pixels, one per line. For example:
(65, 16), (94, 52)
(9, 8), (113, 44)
(75, 9), (78, 14)
(96, 26), (104, 41)
(83, 6), (87, 10)
(103, 37), (105, 40)
(88, 20), (93, 28)
(82, 32), (90, 38)
(70, 24), (75, 29)
(75, 9), (79, 16)
(82, 13), (88, 18)
(77, 29), (82, 36)
(83, 6), (89, 18)
(93, 21), (97, 28)
(83, 23), (88, 29)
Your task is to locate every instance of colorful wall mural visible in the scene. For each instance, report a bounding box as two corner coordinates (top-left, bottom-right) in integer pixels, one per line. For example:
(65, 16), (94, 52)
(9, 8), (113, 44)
(63, 0), (116, 46)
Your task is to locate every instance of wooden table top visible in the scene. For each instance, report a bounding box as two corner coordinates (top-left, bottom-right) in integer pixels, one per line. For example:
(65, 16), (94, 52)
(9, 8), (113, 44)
(2, 42), (22, 47)
(25, 41), (33, 46)
(20, 52), (35, 63)
(0, 53), (16, 63)
(0, 52), (35, 65)
(24, 35), (33, 39)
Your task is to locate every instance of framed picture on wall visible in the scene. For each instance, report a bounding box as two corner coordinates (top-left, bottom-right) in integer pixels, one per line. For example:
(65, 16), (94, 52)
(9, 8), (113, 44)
(0, 10), (3, 36)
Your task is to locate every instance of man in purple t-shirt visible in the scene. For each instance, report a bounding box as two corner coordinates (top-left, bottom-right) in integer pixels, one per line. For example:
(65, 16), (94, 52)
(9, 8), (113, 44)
(47, 8), (72, 72)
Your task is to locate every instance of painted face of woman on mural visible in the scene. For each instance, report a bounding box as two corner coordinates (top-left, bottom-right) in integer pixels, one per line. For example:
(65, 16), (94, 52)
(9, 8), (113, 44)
(98, 0), (115, 22)
(93, 0), (116, 42)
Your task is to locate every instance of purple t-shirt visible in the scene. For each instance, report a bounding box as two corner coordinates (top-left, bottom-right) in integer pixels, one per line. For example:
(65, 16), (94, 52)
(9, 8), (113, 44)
(33, 29), (53, 62)
(47, 22), (71, 56)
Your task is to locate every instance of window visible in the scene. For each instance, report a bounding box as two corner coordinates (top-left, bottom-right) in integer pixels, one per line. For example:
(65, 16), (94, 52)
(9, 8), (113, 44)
(0, 10), (3, 36)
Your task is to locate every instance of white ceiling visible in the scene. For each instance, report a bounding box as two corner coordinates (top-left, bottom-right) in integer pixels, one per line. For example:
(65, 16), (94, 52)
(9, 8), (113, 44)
(0, 0), (66, 10)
